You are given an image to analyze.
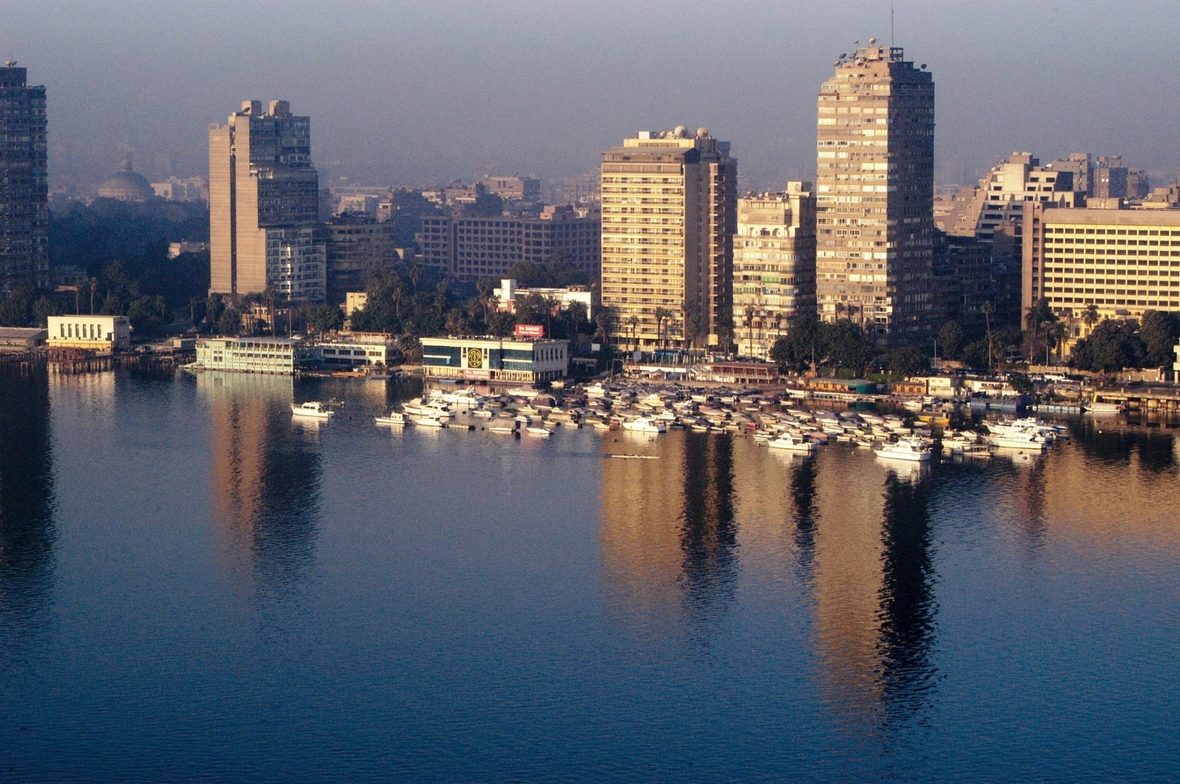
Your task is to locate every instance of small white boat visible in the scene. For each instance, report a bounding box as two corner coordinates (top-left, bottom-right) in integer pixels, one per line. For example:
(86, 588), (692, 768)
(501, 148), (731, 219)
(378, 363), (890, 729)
(472, 409), (494, 418)
(525, 426), (553, 438)
(622, 417), (666, 434)
(875, 437), (932, 462)
(411, 415), (446, 428)
(291, 401), (334, 419)
(375, 411), (409, 426)
(488, 422), (519, 434)
(768, 433), (816, 453)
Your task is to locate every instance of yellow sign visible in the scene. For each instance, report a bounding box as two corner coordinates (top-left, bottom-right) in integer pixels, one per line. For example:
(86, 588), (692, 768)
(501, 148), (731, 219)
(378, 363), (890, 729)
(466, 347), (483, 368)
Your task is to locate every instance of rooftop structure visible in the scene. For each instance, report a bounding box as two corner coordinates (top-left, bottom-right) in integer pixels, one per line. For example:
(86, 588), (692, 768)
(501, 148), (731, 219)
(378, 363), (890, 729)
(98, 158), (155, 202)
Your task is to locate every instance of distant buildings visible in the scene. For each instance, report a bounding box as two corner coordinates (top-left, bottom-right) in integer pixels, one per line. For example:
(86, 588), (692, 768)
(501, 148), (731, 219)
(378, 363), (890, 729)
(600, 127), (737, 349)
(481, 175), (540, 203)
(419, 204), (599, 281)
(97, 158), (155, 202)
(815, 44), (934, 346)
(324, 213), (398, 305)
(152, 175), (209, 202)
(731, 184), (816, 359)
(1022, 203), (1180, 328)
(946, 153), (1083, 241)
(209, 100), (325, 302)
(47, 315), (131, 351)
(0, 62), (48, 290)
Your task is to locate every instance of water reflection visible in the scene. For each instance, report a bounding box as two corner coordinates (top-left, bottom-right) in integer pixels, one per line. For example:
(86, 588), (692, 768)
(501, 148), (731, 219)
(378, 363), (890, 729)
(876, 472), (938, 728)
(678, 433), (738, 639)
(0, 365), (56, 643)
(599, 431), (740, 642)
(789, 454), (819, 583)
(198, 373), (321, 603)
(1071, 418), (1178, 474)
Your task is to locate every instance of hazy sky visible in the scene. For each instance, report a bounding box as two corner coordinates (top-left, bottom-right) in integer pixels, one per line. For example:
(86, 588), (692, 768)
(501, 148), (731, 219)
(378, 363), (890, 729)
(6, 0), (1180, 194)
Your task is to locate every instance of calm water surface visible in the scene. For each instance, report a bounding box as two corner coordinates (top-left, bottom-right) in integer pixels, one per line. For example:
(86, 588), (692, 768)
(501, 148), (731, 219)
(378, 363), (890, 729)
(1, 367), (1178, 781)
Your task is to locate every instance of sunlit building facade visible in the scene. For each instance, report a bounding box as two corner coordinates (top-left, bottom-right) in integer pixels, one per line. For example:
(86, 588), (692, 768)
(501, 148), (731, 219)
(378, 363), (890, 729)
(600, 127), (737, 349)
(816, 44), (934, 345)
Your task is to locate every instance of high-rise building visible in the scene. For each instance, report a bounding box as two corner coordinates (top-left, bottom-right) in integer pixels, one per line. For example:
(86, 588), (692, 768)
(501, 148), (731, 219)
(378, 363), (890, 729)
(0, 63), (48, 291)
(209, 100), (325, 302)
(324, 214), (399, 305)
(732, 183), (816, 359)
(951, 153), (1083, 241)
(1022, 203), (1180, 327)
(600, 127), (737, 350)
(815, 44), (934, 346)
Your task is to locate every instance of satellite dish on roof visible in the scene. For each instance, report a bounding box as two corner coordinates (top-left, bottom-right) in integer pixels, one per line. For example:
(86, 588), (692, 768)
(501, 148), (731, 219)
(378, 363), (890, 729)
(868, 37), (876, 44)
(674, 125), (688, 137)
(921, 64), (927, 69)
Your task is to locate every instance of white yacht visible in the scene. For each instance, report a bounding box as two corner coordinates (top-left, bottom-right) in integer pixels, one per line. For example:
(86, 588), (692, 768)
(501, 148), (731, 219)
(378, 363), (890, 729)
(875, 437), (932, 462)
(622, 417), (666, 434)
(375, 411), (409, 426)
(767, 433), (816, 453)
(291, 401), (334, 419)
(410, 414), (446, 428)
(402, 397), (454, 420)
(985, 423), (1048, 450)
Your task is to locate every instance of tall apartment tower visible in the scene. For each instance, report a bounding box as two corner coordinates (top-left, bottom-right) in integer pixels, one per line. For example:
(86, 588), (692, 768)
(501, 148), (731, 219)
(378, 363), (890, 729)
(0, 63), (48, 291)
(600, 127), (736, 350)
(732, 184), (817, 359)
(816, 44), (934, 345)
(209, 100), (325, 302)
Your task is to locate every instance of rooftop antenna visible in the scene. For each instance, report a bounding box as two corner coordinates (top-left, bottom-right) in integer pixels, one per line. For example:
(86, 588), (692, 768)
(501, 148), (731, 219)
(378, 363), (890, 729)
(891, 0), (895, 47)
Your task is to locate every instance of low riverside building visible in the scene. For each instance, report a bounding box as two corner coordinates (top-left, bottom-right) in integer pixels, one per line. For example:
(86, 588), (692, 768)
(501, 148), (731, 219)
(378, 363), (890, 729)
(318, 335), (398, 369)
(195, 337), (319, 374)
(496, 278), (594, 319)
(47, 315), (131, 351)
(0, 327), (47, 351)
(421, 335), (568, 383)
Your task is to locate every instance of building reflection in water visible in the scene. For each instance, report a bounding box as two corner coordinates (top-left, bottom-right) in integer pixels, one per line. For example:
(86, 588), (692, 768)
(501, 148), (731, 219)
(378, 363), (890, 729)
(0, 365), (56, 645)
(599, 432), (740, 643)
(198, 373), (321, 604)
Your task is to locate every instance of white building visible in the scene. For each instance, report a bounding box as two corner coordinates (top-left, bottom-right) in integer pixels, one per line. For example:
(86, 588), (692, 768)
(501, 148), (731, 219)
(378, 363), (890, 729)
(497, 278), (593, 320)
(195, 337), (319, 375)
(47, 315), (131, 351)
(421, 335), (568, 383)
(317, 336), (398, 368)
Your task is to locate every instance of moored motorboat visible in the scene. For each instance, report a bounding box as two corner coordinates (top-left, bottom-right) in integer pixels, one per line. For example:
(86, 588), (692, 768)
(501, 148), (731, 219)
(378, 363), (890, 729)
(875, 437), (932, 461)
(291, 401), (334, 419)
(375, 411), (409, 426)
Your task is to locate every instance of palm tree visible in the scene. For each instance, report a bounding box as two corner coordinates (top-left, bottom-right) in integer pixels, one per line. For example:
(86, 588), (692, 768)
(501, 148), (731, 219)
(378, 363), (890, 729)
(743, 304), (756, 358)
(981, 300), (995, 371)
(1083, 303), (1099, 336)
(653, 306), (672, 350)
(627, 314), (640, 354)
(1045, 319), (1067, 364)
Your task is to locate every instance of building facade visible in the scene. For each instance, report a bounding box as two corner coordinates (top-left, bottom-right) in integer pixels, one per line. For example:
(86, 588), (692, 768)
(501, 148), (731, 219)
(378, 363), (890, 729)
(600, 127), (737, 349)
(1022, 204), (1180, 326)
(47, 315), (131, 351)
(497, 278), (594, 320)
(325, 214), (398, 305)
(317, 336), (398, 368)
(195, 337), (319, 374)
(952, 153), (1082, 240)
(815, 44), (934, 346)
(732, 183), (817, 359)
(419, 205), (600, 281)
(421, 335), (568, 383)
(209, 100), (325, 302)
(0, 63), (48, 291)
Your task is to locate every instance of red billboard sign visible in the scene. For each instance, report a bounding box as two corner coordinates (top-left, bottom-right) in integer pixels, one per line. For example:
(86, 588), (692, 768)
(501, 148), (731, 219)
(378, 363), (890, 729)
(463, 369), (491, 380)
(514, 324), (544, 339)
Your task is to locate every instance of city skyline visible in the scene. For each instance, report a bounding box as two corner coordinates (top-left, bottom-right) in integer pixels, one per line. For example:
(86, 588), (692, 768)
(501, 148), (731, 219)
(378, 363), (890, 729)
(7, 1), (1180, 194)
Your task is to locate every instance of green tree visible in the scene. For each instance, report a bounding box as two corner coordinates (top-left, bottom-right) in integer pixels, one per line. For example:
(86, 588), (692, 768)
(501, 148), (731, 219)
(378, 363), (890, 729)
(888, 347), (930, 378)
(1069, 318), (1146, 372)
(1009, 372), (1034, 394)
(486, 310), (516, 337)
(32, 295), (67, 327)
(127, 295), (171, 337)
(1139, 310), (1180, 367)
(216, 306), (242, 336)
(937, 320), (964, 361)
(824, 319), (874, 372)
(306, 303), (344, 336)
(654, 306), (673, 349)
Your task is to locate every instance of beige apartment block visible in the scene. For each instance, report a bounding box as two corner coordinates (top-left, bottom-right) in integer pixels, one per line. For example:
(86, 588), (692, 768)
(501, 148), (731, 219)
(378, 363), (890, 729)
(209, 100), (325, 302)
(732, 184), (816, 359)
(816, 44), (934, 346)
(944, 153), (1081, 240)
(600, 127), (736, 350)
(1022, 204), (1180, 329)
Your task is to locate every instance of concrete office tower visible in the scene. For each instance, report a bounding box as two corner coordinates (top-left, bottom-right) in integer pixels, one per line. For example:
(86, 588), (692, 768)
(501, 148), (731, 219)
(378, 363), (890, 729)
(815, 43), (934, 346)
(0, 63), (48, 290)
(732, 184), (817, 359)
(600, 127), (737, 350)
(209, 100), (325, 302)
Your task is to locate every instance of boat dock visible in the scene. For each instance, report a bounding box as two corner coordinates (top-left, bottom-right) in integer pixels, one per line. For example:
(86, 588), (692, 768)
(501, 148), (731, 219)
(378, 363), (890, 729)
(1092, 389), (1180, 414)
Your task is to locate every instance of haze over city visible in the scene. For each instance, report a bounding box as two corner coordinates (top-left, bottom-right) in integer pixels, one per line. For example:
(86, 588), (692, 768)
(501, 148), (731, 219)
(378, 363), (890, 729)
(7, 0), (1180, 192)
